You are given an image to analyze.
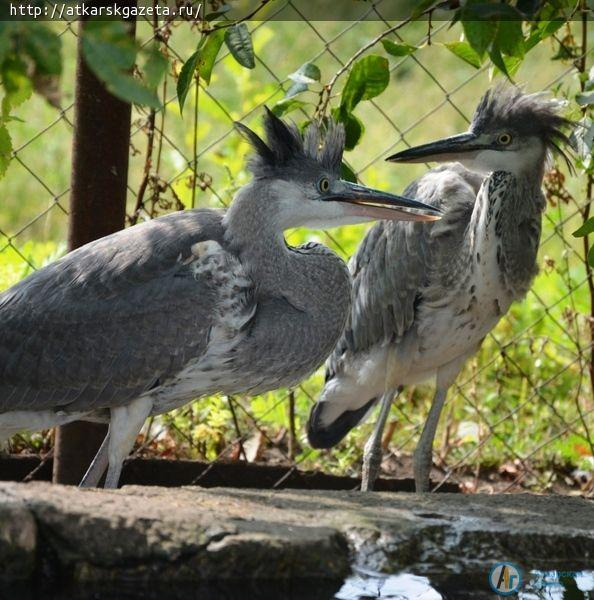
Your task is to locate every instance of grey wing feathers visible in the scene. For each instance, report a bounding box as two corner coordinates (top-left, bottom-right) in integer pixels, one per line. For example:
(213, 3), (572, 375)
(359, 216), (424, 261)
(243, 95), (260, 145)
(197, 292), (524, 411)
(326, 164), (482, 379)
(0, 209), (225, 413)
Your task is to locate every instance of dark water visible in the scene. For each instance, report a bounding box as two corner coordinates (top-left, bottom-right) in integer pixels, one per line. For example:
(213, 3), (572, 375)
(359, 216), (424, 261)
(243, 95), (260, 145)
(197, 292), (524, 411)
(2, 570), (592, 599)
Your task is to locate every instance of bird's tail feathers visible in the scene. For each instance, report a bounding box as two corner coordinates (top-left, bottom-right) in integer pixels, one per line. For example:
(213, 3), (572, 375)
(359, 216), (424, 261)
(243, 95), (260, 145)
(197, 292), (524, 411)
(307, 375), (379, 449)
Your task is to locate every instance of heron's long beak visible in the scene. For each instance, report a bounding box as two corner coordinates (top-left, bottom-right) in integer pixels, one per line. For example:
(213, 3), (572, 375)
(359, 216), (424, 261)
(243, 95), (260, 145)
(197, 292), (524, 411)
(386, 132), (482, 164)
(325, 180), (441, 222)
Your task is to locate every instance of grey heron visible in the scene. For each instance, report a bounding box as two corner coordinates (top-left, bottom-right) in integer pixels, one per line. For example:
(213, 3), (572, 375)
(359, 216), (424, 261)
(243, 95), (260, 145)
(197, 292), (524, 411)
(307, 87), (574, 492)
(0, 108), (440, 488)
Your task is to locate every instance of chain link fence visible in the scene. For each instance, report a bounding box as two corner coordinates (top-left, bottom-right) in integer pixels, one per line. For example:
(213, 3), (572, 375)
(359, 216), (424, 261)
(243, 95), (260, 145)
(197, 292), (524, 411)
(1, 6), (593, 494)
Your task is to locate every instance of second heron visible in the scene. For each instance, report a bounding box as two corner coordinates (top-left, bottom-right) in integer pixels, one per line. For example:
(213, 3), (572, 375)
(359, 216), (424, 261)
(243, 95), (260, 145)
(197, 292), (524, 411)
(308, 87), (574, 492)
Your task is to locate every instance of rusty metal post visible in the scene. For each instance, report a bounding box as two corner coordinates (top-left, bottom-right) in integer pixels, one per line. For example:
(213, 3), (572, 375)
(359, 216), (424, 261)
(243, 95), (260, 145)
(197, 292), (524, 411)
(53, 6), (136, 485)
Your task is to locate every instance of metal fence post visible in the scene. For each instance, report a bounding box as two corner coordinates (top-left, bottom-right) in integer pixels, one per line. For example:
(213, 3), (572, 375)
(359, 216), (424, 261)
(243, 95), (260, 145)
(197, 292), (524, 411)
(53, 5), (136, 485)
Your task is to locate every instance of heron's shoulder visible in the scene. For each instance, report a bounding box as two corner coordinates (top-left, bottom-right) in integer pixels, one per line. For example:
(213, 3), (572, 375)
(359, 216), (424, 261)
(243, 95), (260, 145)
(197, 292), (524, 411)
(406, 163), (482, 209)
(351, 164), (481, 270)
(0, 208), (227, 308)
(121, 208), (226, 253)
(403, 164), (480, 240)
(291, 242), (351, 290)
(69, 207), (226, 264)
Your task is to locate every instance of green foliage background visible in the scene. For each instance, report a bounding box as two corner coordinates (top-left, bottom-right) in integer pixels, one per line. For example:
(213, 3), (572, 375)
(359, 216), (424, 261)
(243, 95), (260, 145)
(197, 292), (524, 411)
(1, 5), (593, 490)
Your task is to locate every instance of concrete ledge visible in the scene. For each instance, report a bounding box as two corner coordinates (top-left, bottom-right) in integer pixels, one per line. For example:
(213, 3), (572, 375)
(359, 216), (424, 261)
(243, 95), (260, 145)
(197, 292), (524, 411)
(0, 482), (592, 588)
(0, 487), (36, 581)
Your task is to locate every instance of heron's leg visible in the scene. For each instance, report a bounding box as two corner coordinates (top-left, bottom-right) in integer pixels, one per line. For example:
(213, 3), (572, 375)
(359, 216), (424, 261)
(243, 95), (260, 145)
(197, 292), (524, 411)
(413, 387), (448, 493)
(361, 388), (400, 492)
(104, 396), (153, 489)
(79, 432), (110, 488)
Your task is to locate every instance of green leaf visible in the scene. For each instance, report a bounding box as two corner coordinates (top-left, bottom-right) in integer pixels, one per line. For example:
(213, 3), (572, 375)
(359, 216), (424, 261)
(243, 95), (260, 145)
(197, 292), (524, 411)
(411, 0), (438, 18)
(501, 55), (522, 77)
(332, 108), (364, 151)
(340, 161), (357, 183)
(524, 30), (542, 53)
(102, 72), (161, 108)
(224, 23), (255, 69)
(573, 217), (594, 238)
(0, 37), (11, 68)
(285, 81), (308, 99)
(340, 55), (389, 113)
(537, 19), (565, 40)
(204, 4), (232, 21)
(0, 23), (15, 66)
(381, 40), (416, 57)
(271, 98), (307, 117)
(82, 21), (160, 109)
(489, 45), (510, 79)
(0, 123), (12, 179)
(462, 20), (498, 57)
(496, 20), (525, 59)
(343, 112), (364, 151)
(177, 31), (225, 113)
(463, 3), (522, 20)
(83, 21), (136, 71)
(288, 62), (321, 84)
(142, 46), (168, 89)
(198, 30), (225, 85)
(551, 40), (576, 62)
(23, 23), (62, 76)
(1, 57), (33, 115)
(177, 49), (201, 114)
(444, 41), (482, 68)
(525, 18), (565, 53)
(576, 91), (594, 106)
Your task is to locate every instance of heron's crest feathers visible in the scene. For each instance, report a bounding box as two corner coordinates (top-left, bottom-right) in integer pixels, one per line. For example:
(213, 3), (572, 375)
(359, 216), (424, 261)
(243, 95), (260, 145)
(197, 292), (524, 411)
(234, 108), (345, 178)
(472, 85), (575, 169)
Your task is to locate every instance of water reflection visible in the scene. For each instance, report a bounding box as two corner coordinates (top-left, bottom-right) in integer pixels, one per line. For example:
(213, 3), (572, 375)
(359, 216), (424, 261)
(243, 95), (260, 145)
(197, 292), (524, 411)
(336, 572), (440, 600)
(523, 570), (594, 599)
(335, 569), (594, 599)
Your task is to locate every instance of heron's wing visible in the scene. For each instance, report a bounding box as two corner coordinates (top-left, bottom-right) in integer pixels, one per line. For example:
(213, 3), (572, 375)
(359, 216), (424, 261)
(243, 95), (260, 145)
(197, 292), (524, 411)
(326, 164), (483, 378)
(0, 208), (230, 413)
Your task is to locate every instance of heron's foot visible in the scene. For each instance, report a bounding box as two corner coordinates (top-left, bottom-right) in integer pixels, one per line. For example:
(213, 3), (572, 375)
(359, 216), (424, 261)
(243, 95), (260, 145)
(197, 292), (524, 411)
(413, 448), (432, 493)
(361, 441), (382, 492)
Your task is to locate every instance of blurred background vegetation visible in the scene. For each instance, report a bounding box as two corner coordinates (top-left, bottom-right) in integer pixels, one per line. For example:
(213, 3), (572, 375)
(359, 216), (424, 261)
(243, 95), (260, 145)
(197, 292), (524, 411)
(1, 2), (593, 493)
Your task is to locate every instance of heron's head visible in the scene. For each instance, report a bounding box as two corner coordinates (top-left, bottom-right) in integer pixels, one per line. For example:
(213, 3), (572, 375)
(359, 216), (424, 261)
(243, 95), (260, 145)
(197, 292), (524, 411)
(234, 108), (441, 230)
(387, 87), (574, 177)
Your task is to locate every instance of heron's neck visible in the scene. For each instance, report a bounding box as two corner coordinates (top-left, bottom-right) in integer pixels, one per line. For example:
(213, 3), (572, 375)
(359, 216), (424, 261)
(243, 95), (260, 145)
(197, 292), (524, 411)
(223, 183), (313, 304)
(469, 170), (544, 292)
(472, 170), (544, 230)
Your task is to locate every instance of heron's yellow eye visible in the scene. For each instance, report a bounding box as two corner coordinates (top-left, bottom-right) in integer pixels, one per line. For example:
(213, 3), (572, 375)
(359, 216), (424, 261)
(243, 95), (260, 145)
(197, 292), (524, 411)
(318, 178), (330, 193)
(498, 133), (512, 145)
